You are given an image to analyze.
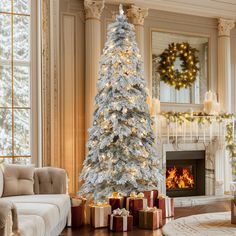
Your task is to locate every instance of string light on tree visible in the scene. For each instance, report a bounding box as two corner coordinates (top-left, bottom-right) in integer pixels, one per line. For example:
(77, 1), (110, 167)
(78, 4), (162, 201)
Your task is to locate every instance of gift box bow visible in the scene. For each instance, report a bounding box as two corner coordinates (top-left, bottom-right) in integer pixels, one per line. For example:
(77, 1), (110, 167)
(110, 192), (122, 199)
(130, 192), (144, 198)
(143, 207), (158, 212)
(112, 208), (130, 217)
(158, 194), (169, 199)
(90, 202), (110, 207)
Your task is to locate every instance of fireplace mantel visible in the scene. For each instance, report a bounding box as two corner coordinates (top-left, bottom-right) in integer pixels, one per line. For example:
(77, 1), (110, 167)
(155, 117), (235, 197)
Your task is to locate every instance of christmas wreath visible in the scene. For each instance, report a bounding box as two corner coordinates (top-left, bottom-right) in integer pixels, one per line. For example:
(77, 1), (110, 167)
(157, 42), (199, 90)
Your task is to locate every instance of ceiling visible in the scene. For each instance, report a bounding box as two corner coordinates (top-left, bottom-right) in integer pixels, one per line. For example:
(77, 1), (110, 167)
(107, 0), (236, 20)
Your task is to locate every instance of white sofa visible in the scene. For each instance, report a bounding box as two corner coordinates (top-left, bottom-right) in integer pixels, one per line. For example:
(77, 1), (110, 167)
(0, 165), (71, 236)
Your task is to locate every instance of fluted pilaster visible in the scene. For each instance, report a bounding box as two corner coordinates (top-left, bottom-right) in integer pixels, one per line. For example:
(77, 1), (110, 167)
(127, 5), (148, 59)
(84, 0), (104, 138)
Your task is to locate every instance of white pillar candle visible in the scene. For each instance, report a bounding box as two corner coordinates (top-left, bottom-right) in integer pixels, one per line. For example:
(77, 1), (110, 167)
(151, 98), (160, 116)
(204, 100), (214, 114)
(233, 118), (235, 142)
(203, 123), (205, 143)
(210, 122), (212, 141)
(183, 121), (186, 143)
(175, 121), (178, 143)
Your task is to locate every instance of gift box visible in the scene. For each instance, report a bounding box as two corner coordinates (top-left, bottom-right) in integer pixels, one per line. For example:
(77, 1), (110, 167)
(90, 203), (112, 228)
(126, 192), (148, 225)
(157, 196), (174, 218)
(71, 196), (86, 227)
(108, 192), (124, 211)
(139, 207), (162, 230)
(141, 190), (158, 207)
(108, 208), (133, 232)
(231, 198), (236, 224)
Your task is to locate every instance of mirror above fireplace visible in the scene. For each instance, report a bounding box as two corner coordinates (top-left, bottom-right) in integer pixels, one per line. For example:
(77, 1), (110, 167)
(152, 31), (209, 105)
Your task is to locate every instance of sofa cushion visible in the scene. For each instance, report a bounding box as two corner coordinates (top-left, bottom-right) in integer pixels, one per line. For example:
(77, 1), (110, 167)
(4, 194), (71, 235)
(34, 167), (67, 194)
(0, 166), (3, 197)
(3, 194), (71, 219)
(18, 215), (45, 236)
(3, 164), (34, 197)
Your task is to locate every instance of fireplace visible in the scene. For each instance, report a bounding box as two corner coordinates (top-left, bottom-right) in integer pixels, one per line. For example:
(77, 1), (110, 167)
(166, 151), (205, 197)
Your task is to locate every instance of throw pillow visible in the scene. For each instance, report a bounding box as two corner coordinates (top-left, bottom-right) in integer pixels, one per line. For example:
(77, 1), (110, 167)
(3, 164), (35, 197)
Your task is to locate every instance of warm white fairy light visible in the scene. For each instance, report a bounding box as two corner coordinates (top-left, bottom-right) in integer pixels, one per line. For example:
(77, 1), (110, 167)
(78, 4), (162, 201)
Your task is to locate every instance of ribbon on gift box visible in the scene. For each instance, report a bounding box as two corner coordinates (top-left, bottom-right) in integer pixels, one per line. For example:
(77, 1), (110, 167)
(90, 202), (110, 207)
(71, 196), (86, 207)
(110, 208), (129, 231)
(142, 207), (161, 228)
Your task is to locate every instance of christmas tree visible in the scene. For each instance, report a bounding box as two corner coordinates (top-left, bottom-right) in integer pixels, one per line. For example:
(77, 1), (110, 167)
(79, 5), (162, 201)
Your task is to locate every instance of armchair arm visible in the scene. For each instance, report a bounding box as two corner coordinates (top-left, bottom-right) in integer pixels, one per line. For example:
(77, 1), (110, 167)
(34, 167), (67, 194)
(0, 199), (19, 236)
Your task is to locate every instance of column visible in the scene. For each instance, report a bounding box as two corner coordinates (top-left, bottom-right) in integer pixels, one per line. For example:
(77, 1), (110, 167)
(217, 18), (235, 193)
(218, 18), (235, 112)
(127, 5), (148, 59)
(84, 0), (104, 135)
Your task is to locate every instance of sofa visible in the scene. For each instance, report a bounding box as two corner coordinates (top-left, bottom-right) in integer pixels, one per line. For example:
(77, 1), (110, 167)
(0, 164), (71, 236)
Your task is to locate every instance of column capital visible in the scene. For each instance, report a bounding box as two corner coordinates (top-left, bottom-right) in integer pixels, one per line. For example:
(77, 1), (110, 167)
(218, 18), (235, 36)
(84, 0), (105, 20)
(127, 5), (148, 26)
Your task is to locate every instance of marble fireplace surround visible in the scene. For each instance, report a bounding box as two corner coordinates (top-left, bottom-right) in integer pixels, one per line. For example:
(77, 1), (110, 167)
(159, 141), (232, 206)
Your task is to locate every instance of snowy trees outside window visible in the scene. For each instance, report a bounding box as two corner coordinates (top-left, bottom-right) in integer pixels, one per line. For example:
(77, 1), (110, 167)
(0, 0), (31, 164)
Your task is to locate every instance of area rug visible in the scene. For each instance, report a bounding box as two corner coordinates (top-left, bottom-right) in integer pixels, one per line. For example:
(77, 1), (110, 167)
(162, 212), (236, 236)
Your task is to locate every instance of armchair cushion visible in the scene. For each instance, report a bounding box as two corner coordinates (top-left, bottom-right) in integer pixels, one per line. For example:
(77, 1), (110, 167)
(0, 199), (19, 236)
(3, 164), (34, 197)
(34, 167), (67, 194)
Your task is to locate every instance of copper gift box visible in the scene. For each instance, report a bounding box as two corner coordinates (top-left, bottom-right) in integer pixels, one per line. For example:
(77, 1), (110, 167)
(142, 190), (158, 207)
(108, 215), (133, 232)
(90, 205), (112, 228)
(139, 208), (163, 230)
(157, 197), (174, 218)
(108, 197), (124, 211)
(126, 197), (148, 225)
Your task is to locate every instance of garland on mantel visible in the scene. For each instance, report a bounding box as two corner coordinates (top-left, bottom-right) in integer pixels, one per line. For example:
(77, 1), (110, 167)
(160, 111), (236, 158)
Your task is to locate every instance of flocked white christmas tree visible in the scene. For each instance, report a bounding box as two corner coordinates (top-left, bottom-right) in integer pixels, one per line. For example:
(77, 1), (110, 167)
(79, 5), (162, 201)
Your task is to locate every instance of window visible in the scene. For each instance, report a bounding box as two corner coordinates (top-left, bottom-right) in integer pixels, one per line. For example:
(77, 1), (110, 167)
(0, 0), (33, 164)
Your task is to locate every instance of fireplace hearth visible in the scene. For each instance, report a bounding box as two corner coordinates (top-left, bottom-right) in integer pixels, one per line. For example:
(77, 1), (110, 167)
(166, 151), (205, 197)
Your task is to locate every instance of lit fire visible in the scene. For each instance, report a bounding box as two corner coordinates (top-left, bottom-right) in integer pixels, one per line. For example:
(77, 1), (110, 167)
(166, 166), (194, 189)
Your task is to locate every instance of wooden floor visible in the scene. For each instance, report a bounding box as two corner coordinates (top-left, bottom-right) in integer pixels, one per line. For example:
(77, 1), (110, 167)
(61, 200), (231, 236)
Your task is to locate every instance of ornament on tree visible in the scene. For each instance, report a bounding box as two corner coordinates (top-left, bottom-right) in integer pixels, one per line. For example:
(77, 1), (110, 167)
(78, 4), (162, 201)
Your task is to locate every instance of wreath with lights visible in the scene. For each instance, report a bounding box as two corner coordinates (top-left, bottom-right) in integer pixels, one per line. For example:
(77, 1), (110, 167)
(157, 42), (199, 90)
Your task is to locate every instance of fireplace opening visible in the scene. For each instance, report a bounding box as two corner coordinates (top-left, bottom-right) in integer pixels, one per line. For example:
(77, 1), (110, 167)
(166, 151), (205, 197)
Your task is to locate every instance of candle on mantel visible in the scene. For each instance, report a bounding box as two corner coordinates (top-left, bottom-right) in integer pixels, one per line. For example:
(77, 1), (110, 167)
(233, 119), (235, 142)
(203, 123), (206, 143)
(204, 99), (214, 114)
(151, 98), (161, 116)
(203, 90), (220, 115)
(214, 102), (220, 114)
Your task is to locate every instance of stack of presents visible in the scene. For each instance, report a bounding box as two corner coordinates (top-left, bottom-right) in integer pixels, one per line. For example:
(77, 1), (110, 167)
(71, 190), (174, 231)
